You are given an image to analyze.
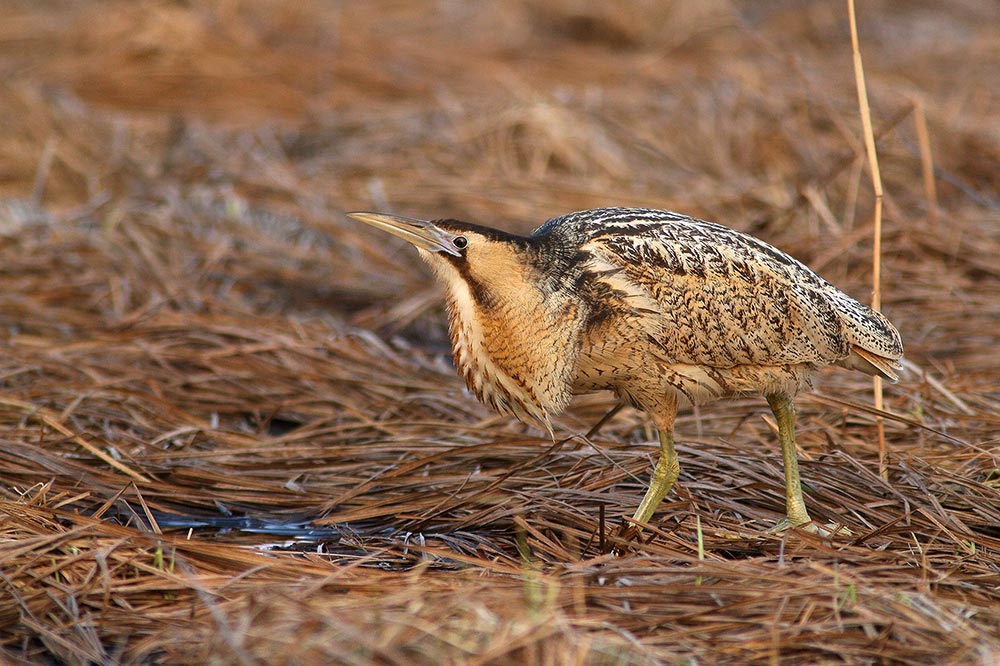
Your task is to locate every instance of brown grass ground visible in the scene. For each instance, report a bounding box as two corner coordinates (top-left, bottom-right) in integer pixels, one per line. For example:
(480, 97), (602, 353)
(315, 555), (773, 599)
(1, 1), (999, 664)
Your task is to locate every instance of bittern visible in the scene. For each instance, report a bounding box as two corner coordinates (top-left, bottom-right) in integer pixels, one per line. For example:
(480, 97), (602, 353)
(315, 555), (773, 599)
(348, 207), (903, 532)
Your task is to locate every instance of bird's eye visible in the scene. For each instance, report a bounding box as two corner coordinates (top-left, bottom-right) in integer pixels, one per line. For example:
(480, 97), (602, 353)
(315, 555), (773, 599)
(453, 236), (468, 250)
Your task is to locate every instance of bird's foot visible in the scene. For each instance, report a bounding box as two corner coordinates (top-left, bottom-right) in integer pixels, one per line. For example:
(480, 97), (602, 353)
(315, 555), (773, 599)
(608, 517), (662, 554)
(609, 521), (643, 553)
(764, 517), (811, 534)
(765, 518), (853, 537)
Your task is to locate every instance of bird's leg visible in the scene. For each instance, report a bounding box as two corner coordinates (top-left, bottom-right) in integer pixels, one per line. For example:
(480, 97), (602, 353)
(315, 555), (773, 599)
(631, 429), (680, 526)
(585, 401), (625, 440)
(765, 391), (812, 530)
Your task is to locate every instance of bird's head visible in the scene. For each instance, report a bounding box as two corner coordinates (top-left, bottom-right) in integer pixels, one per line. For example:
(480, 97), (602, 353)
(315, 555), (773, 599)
(347, 210), (582, 432)
(347, 211), (534, 305)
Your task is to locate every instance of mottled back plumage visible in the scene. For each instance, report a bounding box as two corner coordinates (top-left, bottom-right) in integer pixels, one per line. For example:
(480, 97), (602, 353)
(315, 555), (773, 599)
(538, 209), (901, 374)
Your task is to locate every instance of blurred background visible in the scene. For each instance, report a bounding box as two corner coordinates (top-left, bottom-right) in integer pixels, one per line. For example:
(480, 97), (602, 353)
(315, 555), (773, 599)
(1, 1), (995, 350)
(2, 1), (998, 349)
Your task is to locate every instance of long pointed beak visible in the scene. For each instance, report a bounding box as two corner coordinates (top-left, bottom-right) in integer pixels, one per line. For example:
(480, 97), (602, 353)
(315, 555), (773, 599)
(346, 211), (462, 257)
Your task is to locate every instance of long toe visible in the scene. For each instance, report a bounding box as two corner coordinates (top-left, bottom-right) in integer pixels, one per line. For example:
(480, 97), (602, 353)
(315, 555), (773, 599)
(764, 517), (814, 534)
(764, 519), (853, 537)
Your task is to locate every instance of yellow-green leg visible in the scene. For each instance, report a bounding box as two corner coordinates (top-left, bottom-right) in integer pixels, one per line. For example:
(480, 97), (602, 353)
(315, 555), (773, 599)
(765, 392), (812, 530)
(631, 429), (680, 525)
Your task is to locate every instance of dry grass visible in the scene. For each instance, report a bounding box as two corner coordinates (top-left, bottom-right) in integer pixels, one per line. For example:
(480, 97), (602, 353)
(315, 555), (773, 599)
(2, 1), (1000, 664)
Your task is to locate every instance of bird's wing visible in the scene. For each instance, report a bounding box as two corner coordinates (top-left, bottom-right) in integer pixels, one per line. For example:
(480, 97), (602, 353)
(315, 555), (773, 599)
(577, 218), (863, 369)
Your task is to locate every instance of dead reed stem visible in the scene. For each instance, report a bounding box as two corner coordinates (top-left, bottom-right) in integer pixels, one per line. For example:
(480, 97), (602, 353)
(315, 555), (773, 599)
(847, 0), (889, 480)
(912, 96), (939, 227)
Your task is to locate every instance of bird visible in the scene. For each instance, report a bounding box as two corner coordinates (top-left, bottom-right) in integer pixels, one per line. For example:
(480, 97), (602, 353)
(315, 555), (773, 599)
(347, 207), (903, 533)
